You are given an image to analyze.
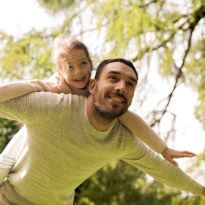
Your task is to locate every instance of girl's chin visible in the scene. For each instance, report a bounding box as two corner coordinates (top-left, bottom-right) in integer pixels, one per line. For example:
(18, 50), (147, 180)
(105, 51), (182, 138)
(78, 85), (88, 90)
(71, 84), (88, 90)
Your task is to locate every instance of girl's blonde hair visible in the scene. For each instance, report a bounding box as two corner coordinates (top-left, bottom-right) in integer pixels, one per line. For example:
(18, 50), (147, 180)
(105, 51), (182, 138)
(52, 33), (93, 70)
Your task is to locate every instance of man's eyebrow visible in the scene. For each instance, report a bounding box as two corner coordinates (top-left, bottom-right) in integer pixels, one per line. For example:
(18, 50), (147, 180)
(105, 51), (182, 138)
(108, 71), (137, 83)
(108, 71), (120, 76)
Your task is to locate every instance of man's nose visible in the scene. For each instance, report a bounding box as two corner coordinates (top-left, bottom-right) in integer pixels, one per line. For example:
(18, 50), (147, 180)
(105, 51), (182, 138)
(115, 81), (126, 94)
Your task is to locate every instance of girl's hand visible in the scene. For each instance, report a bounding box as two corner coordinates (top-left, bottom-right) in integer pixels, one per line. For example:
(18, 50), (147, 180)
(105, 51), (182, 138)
(57, 75), (89, 97)
(57, 76), (71, 94)
(33, 77), (71, 94)
(161, 147), (197, 166)
(35, 80), (68, 93)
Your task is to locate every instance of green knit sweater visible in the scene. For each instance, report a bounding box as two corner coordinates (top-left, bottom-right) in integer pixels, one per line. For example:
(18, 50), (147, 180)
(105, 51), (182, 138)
(0, 93), (203, 205)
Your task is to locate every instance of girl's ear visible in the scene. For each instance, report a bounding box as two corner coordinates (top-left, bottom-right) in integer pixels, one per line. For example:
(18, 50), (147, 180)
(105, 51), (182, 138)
(88, 79), (97, 94)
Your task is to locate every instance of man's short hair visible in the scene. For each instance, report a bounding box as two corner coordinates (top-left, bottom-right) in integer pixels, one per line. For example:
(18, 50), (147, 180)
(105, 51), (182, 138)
(95, 58), (138, 84)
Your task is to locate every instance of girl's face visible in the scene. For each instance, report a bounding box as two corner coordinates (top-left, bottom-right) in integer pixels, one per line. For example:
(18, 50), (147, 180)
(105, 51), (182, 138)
(59, 48), (92, 89)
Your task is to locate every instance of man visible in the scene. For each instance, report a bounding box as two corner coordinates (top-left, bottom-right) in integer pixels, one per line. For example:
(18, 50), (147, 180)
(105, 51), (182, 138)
(0, 58), (204, 205)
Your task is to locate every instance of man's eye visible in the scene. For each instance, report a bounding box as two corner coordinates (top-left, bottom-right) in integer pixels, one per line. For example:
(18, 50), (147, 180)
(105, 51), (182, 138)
(127, 82), (135, 88)
(109, 76), (117, 80)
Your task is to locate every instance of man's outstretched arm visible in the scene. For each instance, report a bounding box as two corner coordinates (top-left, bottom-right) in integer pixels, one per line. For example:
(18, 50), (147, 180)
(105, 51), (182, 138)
(0, 91), (62, 124)
(122, 139), (204, 196)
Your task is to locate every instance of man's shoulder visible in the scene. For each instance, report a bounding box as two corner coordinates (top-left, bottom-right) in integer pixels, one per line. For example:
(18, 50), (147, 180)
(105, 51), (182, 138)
(109, 121), (147, 157)
(21, 92), (86, 108)
(26, 92), (85, 99)
(112, 120), (135, 140)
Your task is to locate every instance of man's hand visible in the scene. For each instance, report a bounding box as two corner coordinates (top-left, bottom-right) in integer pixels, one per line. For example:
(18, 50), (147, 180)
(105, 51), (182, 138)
(161, 147), (197, 166)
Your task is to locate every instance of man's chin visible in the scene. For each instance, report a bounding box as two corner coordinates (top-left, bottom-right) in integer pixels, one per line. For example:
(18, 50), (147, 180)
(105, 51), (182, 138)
(97, 108), (127, 119)
(93, 101), (128, 119)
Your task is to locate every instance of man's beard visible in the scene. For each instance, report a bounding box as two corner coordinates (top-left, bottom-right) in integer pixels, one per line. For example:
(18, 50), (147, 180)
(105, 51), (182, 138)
(93, 94), (128, 120)
(93, 103), (126, 120)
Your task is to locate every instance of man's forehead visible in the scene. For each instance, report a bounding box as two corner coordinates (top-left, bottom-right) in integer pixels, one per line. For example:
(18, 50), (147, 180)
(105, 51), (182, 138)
(102, 62), (137, 78)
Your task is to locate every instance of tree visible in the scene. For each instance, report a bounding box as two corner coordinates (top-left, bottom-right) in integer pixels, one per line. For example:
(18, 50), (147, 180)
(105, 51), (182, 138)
(0, 0), (205, 204)
(0, 118), (20, 152)
(1, 0), (205, 130)
(74, 161), (204, 205)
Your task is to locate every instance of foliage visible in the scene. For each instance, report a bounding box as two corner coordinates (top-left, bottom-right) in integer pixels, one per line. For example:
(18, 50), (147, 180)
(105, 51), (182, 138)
(0, 118), (20, 152)
(184, 38), (205, 128)
(0, 31), (54, 80)
(74, 161), (205, 205)
(0, 0), (205, 204)
(38, 0), (74, 12)
(1, 0), (204, 127)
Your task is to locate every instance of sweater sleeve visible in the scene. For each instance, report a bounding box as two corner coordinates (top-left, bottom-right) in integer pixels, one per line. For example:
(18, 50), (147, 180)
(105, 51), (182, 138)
(0, 94), (36, 123)
(0, 92), (66, 124)
(0, 79), (61, 102)
(119, 111), (167, 153)
(0, 80), (38, 102)
(122, 139), (203, 195)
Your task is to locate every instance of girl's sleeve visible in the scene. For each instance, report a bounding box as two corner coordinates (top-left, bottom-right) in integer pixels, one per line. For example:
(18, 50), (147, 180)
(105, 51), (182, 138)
(0, 79), (60, 102)
(0, 127), (27, 184)
(119, 111), (167, 153)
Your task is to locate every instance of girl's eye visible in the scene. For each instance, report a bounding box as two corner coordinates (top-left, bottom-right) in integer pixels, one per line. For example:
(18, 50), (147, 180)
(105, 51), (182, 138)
(66, 65), (73, 72)
(80, 61), (87, 66)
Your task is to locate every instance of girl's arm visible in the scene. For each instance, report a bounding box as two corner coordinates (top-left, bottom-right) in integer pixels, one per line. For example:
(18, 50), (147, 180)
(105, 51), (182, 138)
(120, 111), (167, 153)
(0, 80), (49, 102)
(0, 77), (72, 103)
(119, 111), (196, 165)
(0, 72), (89, 103)
(0, 128), (26, 184)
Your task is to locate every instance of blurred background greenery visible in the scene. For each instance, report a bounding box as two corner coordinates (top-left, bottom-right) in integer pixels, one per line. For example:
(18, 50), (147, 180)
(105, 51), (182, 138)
(0, 0), (205, 204)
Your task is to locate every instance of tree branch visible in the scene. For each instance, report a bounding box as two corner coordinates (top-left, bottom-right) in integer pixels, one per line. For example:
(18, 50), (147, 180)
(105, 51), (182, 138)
(131, 17), (190, 62)
(150, 22), (196, 127)
(139, 5), (205, 128)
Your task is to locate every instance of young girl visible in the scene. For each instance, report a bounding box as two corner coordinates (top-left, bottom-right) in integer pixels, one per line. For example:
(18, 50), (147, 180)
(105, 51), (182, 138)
(0, 33), (195, 184)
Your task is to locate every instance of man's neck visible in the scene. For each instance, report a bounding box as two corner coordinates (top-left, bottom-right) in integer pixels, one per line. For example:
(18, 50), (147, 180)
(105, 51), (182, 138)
(86, 96), (117, 132)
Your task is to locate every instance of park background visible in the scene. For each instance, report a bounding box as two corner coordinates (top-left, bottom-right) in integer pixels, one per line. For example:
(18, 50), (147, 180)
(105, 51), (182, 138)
(0, 0), (205, 204)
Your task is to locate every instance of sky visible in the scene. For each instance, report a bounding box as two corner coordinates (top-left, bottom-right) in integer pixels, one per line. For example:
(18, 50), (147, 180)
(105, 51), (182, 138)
(0, 0), (204, 172)
(0, 0), (64, 37)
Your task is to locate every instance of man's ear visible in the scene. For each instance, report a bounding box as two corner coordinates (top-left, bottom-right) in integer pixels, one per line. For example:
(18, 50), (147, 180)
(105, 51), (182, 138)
(88, 79), (97, 94)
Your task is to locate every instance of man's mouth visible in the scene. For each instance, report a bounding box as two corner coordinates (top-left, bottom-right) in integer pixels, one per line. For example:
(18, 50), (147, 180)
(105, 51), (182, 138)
(108, 94), (126, 105)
